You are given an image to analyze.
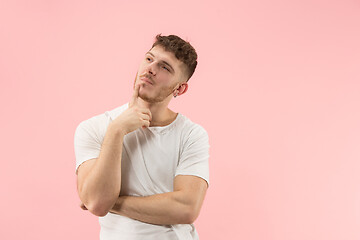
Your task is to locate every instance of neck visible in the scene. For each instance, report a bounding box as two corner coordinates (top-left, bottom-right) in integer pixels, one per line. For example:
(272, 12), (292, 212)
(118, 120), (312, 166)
(135, 98), (177, 127)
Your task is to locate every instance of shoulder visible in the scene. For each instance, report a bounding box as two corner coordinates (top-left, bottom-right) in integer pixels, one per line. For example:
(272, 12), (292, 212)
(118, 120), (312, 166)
(75, 103), (129, 136)
(178, 114), (209, 141)
(105, 102), (129, 121)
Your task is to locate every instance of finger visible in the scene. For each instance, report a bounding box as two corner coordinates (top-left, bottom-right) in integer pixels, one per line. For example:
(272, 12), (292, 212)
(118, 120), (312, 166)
(139, 113), (151, 122)
(140, 108), (152, 121)
(129, 84), (140, 107)
(142, 119), (150, 128)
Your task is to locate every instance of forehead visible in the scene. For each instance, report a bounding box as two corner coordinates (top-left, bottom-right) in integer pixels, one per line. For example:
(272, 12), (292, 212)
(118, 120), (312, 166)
(147, 45), (185, 70)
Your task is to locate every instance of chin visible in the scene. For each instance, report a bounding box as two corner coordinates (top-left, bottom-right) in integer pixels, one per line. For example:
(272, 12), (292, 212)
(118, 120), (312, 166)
(139, 93), (156, 103)
(141, 95), (165, 103)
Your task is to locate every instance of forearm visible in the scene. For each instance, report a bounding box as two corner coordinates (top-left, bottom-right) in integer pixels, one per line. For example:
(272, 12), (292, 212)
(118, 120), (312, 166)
(80, 124), (125, 215)
(110, 191), (196, 225)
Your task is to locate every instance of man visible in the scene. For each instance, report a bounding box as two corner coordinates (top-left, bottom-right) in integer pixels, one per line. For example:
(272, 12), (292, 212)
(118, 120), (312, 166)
(74, 34), (210, 240)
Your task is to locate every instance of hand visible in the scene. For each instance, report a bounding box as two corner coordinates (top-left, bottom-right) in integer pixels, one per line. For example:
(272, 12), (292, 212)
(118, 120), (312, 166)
(110, 84), (152, 134)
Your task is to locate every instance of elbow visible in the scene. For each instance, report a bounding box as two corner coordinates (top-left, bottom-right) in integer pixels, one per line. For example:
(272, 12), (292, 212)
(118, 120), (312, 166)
(185, 213), (198, 225)
(86, 199), (116, 217)
(181, 206), (199, 224)
(79, 191), (119, 217)
(88, 203), (111, 217)
(94, 211), (108, 217)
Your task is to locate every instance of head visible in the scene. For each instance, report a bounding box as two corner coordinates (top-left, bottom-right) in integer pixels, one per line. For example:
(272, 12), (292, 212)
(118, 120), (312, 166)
(134, 34), (198, 103)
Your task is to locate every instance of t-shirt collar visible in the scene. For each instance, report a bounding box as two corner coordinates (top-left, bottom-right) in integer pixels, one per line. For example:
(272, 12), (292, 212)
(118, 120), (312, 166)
(106, 103), (182, 135)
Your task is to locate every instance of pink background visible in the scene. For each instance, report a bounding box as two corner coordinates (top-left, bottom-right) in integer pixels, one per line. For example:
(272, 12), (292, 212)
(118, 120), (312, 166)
(1, 0), (359, 239)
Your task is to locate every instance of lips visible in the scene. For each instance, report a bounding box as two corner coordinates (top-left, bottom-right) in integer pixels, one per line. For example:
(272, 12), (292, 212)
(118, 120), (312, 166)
(140, 77), (153, 85)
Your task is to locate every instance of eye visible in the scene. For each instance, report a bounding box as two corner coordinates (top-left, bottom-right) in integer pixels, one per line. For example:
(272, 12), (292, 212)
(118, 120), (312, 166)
(162, 66), (170, 71)
(146, 57), (152, 62)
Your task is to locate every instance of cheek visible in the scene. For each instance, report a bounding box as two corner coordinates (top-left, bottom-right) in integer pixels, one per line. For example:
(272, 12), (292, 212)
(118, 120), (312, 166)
(157, 76), (171, 86)
(138, 62), (147, 73)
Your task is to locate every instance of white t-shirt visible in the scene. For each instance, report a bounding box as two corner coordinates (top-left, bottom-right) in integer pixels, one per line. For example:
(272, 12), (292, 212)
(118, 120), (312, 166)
(74, 103), (210, 240)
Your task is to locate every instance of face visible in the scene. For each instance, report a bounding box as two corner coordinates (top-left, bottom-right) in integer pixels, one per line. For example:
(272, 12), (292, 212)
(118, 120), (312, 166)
(133, 45), (187, 103)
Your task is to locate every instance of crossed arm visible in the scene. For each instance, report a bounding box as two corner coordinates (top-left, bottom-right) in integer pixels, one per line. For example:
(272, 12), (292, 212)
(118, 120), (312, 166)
(81, 175), (208, 225)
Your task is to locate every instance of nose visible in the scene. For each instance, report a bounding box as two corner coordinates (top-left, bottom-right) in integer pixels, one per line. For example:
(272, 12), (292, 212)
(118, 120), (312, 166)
(146, 62), (156, 76)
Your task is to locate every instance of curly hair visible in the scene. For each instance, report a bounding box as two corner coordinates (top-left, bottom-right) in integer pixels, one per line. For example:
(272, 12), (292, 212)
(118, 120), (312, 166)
(151, 34), (198, 82)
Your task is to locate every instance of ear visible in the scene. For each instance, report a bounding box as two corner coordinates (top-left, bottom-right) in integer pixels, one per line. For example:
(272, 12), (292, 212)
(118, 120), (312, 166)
(175, 82), (188, 97)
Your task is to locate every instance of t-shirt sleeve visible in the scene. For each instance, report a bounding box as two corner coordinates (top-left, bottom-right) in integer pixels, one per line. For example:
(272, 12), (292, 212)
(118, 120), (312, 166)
(175, 125), (210, 187)
(74, 119), (102, 174)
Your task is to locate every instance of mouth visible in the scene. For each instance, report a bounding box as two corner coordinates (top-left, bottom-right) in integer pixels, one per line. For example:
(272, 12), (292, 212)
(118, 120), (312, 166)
(140, 77), (154, 85)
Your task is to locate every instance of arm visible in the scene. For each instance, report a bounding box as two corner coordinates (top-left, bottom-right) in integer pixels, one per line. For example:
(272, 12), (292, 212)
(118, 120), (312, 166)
(77, 125), (125, 217)
(77, 83), (152, 217)
(109, 175), (208, 225)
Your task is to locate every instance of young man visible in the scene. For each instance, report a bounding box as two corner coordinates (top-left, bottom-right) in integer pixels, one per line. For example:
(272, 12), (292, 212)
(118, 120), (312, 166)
(74, 34), (210, 240)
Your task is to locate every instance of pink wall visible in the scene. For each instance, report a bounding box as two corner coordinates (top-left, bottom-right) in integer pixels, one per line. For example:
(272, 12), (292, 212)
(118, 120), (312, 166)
(1, 0), (359, 239)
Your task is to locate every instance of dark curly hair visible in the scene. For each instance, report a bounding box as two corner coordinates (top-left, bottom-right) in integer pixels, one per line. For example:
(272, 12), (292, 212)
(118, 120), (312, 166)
(151, 34), (198, 82)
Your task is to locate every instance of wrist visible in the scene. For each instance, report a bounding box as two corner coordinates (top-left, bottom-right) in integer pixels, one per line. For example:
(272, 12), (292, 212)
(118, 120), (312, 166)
(108, 123), (127, 136)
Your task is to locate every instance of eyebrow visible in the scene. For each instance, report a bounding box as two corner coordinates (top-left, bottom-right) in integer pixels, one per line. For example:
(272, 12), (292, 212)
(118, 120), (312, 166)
(146, 52), (175, 73)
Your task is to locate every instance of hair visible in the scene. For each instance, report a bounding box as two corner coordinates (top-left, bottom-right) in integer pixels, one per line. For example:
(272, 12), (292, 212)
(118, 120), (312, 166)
(151, 34), (198, 82)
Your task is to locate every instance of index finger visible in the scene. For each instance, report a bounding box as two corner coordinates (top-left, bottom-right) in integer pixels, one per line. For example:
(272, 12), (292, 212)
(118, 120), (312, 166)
(129, 83), (140, 107)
